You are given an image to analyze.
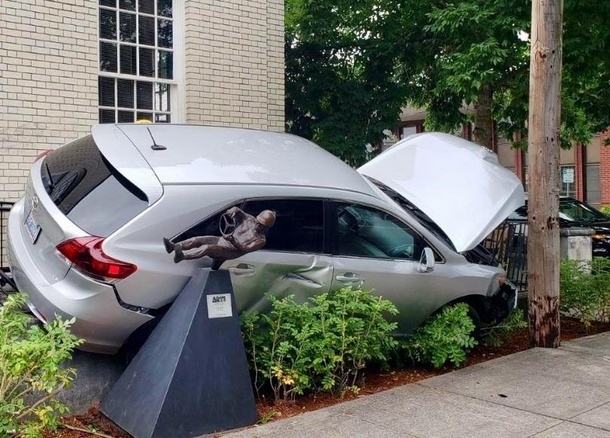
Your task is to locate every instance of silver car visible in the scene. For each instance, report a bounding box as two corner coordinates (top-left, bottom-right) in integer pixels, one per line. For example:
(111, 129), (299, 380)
(7, 125), (525, 353)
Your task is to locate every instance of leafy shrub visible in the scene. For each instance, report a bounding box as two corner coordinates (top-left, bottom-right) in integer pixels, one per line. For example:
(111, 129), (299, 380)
(480, 308), (527, 347)
(560, 258), (610, 326)
(400, 303), (477, 368)
(241, 287), (398, 401)
(0, 293), (83, 437)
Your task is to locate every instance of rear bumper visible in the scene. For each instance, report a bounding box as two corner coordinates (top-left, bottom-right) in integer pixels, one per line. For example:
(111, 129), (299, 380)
(8, 200), (152, 354)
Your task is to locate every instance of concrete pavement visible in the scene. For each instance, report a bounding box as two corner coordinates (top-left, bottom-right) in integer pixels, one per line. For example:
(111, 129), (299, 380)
(222, 332), (610, 438)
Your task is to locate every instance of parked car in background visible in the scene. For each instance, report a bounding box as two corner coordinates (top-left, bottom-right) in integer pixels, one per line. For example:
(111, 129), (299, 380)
(8, 126), (524, 353)
(508, 197), (610, 257)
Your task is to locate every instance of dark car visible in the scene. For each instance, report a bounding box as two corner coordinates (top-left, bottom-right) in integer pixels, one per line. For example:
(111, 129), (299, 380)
(509, 197), (610, 257)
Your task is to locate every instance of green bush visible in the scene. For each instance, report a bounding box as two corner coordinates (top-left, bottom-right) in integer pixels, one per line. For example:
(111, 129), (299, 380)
(400, 303), (477, 368)
(560, 258), (610, 326)
(480, 308), (527, 347)
(241, 287), (398, 401)
(0, 293), (83, 437)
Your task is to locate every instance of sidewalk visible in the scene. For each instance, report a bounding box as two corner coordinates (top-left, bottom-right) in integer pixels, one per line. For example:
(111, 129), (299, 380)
(222, 332), (610, 438)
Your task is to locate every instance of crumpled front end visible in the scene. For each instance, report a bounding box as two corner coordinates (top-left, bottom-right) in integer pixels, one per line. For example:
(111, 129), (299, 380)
(483, 279), (519, 324)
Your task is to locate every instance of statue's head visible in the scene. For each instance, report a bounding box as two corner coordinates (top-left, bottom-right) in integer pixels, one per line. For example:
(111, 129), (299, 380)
(256, 210), (276, 228)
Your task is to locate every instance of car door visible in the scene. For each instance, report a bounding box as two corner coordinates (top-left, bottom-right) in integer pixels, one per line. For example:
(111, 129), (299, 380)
(327, 201), (456, 335)
(223, 198), (334, 314)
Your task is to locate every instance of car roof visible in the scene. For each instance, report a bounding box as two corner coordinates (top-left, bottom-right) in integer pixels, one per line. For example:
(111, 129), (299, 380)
(93, 124), (377, 197)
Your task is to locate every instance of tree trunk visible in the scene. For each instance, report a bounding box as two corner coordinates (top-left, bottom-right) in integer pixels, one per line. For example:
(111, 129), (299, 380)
(527, 0), (563, 348)
(473, 84), (494, 149)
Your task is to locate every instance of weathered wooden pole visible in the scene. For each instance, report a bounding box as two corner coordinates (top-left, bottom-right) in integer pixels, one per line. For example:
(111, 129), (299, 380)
(527, 0), (564, 347)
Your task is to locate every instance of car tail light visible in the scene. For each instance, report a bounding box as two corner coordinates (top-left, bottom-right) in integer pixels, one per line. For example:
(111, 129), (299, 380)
(56, 237), (137, 283)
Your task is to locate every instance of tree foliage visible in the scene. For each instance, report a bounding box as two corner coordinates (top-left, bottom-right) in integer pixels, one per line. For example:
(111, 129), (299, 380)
(286, 0), (610, 153)
(402, 0), (530, 147)
(285, 0), (412, 165)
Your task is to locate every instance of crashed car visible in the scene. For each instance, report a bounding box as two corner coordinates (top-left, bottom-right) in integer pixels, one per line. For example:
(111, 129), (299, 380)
(7, 126), (525, 353)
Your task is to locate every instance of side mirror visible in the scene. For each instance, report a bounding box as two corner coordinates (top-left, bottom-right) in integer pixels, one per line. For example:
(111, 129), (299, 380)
(417, 247), (435, 273)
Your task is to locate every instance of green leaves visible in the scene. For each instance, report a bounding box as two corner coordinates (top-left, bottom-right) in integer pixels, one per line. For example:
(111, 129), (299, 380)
(287, 0), (610, 155)
(560, 258), (610, 327)
(0, 293), (83, 437)
(285, 0), (409, 166)
(241, 287), (398, 401)
(480, 308), (527, 348)
(400, 303), (477, 369)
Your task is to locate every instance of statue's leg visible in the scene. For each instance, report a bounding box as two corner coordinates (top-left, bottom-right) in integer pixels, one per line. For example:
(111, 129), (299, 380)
(182, 244), (212, 260)
(199, 245), (242, 260)
(178, 236), (220, 251)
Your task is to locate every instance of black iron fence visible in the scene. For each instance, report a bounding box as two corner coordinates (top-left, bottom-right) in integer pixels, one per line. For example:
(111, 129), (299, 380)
(484, 219), (528, 292)
(1, 202), (14, 272)
(0, 202), (17, 291)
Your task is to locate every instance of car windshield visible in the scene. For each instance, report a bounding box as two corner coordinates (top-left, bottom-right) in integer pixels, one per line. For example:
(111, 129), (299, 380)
(367, 177), (456, 251)
(559, 199), (610, 223)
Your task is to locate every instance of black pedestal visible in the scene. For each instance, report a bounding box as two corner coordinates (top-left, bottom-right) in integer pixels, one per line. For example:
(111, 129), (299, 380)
(101, 269), (258, 438)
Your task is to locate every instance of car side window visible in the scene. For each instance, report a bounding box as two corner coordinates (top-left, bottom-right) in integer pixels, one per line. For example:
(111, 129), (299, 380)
(242, 199), (324, 253)
(333, 203), (424, 260)
(173, 209), (224, 243)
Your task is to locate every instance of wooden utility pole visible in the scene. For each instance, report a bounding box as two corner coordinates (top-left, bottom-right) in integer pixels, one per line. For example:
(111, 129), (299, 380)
(527, 0), (564, 347)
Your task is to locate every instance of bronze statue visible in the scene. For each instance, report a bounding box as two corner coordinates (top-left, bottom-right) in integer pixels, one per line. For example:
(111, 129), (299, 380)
(163, 207), (276, 263)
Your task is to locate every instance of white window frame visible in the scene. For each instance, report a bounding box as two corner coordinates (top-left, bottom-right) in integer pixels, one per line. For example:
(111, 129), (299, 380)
(98, 0), (183, 123)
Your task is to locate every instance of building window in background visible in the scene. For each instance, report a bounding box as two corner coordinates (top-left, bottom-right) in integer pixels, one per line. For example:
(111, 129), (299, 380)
(585, 164), (601, 205)
(98, 0), (175, 123)
(560, 166), (576, 198)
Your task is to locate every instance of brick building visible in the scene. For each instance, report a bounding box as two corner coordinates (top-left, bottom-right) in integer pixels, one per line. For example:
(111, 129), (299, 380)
(0, 0), (285, 202)
(396, 109), (610, 207)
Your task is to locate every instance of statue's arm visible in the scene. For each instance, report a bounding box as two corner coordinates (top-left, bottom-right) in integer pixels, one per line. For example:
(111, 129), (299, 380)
(231, 235), (265, 253)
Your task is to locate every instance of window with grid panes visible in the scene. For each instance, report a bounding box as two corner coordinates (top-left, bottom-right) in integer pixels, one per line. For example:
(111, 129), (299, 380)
(98, 0), (174, 123)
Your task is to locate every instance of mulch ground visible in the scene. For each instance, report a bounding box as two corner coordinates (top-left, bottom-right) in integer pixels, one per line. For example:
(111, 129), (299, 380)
(43, 317), (610, 438)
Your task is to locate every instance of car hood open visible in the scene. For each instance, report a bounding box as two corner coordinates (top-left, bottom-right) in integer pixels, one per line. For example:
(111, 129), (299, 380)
(358, 132), (525, 252)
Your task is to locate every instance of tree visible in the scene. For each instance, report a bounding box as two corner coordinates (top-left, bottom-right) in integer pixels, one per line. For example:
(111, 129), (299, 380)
(559, 0), (610, 146)
(285, 0), (610, 158)
(402, 0), (530, 148)
(285, 0), (413, 165)
(401, 0), (610, 149)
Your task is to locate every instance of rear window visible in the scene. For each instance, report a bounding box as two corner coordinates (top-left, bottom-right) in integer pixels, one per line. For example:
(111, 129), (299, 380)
(42, 135), (148, 236)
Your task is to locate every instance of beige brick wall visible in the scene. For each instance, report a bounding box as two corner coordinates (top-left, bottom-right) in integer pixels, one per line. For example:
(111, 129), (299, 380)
(0, 0), (286, 203)
(184, 0), (285, 131)
(0, 0), (99, 202)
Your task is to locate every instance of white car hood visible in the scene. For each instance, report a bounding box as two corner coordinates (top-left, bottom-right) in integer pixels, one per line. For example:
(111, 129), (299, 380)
(358, 132), (525, 252)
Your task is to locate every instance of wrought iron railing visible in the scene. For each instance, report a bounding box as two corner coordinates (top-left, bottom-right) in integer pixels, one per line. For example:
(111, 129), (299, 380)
(484, 219), (528, 292)
(1, 202), (13, 271)
(0, 202), (16, 290)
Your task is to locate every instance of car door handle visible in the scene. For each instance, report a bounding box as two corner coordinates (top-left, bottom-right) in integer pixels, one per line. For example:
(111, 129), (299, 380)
(227, 263), (255, 276)
(335, 273), (361, 282)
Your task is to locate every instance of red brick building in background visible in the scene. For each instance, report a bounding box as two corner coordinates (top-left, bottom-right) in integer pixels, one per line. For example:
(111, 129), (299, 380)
(395, 108), (610, 207)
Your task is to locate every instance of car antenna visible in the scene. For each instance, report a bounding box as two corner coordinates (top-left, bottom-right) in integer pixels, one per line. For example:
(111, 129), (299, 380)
(146, 127), (167, 150)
